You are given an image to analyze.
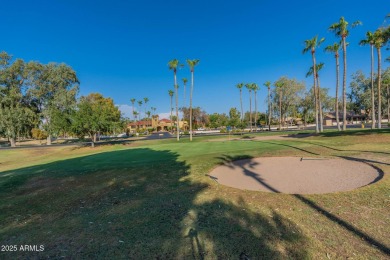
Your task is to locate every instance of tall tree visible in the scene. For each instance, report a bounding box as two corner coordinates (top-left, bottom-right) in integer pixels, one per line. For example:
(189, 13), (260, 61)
(72, 93), (121, 146)
(143, 97), (149, 118)
(236, 83), (244, 122)
(264, 81), (272, 131)
(143, 97), (149, 126)
(373, 28), (386, 128)
(359, 32), (376, 129)
(274, 81), (284, 130)
(186, 59), (200, 141)
(252, 83), (259, 130)
(273, 77), (306, 130)
(130, 98), (136, 121)
(137, 100), (143, 128)
(0, 54), (37, 147)
(303, 35), (324, 133)
(168, 59), (180, 141)
(306, 62), (325, 132)
(27, 62), (79, 145)
(325, 43), (342, 131)
(182, 78), (188, 108)
(168, 89), (174, 132)
(329, 17), (361, 130)
(245, 83), (253, 131)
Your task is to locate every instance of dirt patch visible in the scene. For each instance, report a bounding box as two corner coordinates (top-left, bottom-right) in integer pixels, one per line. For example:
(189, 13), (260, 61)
(209, 157), (382, 194)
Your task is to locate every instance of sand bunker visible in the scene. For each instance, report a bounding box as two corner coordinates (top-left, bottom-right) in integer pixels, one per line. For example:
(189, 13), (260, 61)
(209, 157), (382, 194)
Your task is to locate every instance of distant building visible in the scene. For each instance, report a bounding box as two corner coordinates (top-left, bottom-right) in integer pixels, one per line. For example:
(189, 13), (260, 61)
(323, 111), (366, 126)
(127, 115), (188, 132)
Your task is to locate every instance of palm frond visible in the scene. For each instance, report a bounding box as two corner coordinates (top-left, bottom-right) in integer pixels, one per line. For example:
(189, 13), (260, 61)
(168, 59), (179, 70)
(306, 66), (314, 78)
(352, 20), (362, 28)
(318, 37), (325, 46)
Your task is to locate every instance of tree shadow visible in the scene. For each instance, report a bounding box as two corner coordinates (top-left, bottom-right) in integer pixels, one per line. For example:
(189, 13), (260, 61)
(261, 141), (320, 156)
(0, 147), (308, 258)
(299, 141), (390, 156)
(216, 155), (280, 193)
(318, 128), (390, 137)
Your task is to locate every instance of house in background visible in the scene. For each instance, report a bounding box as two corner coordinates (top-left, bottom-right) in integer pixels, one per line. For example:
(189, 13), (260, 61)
(323, 111), (366, 126)
(127, 115), (188, 132)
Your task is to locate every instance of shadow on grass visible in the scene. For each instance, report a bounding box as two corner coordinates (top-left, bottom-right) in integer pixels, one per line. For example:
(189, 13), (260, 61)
(318, 128), (390, 137)
(261, 141), (320, 156)
(301, 141), (390, 156)
(215, 154), (390, 256)
(0, 148), (308, 259)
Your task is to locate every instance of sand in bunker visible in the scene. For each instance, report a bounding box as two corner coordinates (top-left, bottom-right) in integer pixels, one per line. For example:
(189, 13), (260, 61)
(209, 157), (381, 194)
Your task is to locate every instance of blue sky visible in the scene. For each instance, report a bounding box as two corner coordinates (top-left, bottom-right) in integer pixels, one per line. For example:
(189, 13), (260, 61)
(1, 0), (389, 119)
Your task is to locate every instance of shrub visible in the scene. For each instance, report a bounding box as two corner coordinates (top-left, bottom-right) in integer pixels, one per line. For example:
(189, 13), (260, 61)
(31, 128), (48, 140)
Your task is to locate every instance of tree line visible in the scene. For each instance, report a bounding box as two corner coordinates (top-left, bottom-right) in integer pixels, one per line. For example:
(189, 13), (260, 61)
(302, 15), (389, 132)
(235, 15), (390, 133)
(0, 52), (124, 147)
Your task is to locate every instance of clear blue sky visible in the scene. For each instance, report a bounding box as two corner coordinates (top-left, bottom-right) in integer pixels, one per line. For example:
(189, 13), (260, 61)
(1, 0), (389, 118)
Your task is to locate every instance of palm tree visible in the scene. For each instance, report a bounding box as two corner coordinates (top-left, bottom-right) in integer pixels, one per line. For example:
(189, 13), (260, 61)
(168, 90), (174, 133)
(137, 100), (143, 128)
(372, 28), (387, 128)
(182, 78), (188, 108)
(133, 111), (139, 130)
(146, 111), (151, 123)
(274, 81), (284, 130)
(264, 81), (271, 131)
(186, 59), (200, 141)
(151, 107), (156, 116)
(168, 59), (180, 141)
(143, 97), (149, 127)
(359, 32), (376, 128)
(306, 62), (325, 132)
(236, 83), (244, 123)
(329, 17), (361, 130)
(130, 98), (136, 121)
(303, 35), (325, 133)
(325, 43), (342, 131)
(245, 83), (253, 132)
(252, 83), (259, 131)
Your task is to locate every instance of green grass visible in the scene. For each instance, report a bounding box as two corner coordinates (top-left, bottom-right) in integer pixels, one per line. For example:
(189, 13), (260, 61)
(0, 129), (389, 259)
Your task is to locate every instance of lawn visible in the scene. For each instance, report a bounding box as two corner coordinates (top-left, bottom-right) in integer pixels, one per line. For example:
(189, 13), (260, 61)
(0, 129), (389, 259)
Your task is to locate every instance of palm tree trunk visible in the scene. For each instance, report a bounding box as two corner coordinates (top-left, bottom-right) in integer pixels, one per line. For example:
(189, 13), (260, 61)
(279, 93), (282, 130)
(387, 84), (389, 123)
(184, 83), (186, 108)
(335, 54), (341, 131)
(240, 90), (243, 122)
(311, 53), (319, 133)
(132, 104), (134, 121)
(377, 47), (382, 129)
(342, 36), (347, 131)
(317, 76), (324, 132)
(254, 91), (258, 131)
(170, 96), (173, 133)
(370, 45), (376, 129)
(249, 91), (252, 132)
(190, 71), (194, 141)
(174, 72), (180, 141)
(268, 87), (271, 131)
